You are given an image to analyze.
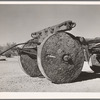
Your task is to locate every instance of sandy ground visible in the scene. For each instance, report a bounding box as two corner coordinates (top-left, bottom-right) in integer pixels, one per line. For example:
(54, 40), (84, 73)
(0, 56), (100, 92)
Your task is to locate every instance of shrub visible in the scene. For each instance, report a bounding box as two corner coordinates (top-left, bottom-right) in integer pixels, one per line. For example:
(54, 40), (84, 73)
(0, 42), (18, 58)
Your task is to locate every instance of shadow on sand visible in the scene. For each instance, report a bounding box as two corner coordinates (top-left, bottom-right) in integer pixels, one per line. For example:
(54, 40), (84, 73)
(37, 71), (100, 83)
(73, 71), (100, 83)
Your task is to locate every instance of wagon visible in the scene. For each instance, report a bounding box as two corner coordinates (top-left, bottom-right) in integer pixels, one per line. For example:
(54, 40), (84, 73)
(1, 20), (100, 84)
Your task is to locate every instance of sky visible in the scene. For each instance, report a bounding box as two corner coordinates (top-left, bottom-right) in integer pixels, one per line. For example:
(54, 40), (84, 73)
(0, 4), (100, 45)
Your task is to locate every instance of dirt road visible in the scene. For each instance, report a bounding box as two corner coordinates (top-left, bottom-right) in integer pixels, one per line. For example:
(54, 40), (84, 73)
(0, 56), (100, 92)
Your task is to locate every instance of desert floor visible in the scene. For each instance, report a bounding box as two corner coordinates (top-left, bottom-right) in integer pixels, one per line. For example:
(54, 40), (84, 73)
(0, 56), (100, 92)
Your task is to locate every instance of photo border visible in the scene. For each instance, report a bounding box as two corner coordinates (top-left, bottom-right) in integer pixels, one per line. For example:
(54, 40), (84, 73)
(0, 1), (100, 99)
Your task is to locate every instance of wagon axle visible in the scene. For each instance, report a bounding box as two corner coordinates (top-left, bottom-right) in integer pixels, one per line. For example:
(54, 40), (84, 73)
(63, 54), (71, 62)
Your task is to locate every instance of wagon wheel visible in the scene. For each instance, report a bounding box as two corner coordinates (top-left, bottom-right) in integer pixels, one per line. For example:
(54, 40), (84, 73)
(90, 54), (100, 73)
(20, 39), (42, 77)
(37, 31), (84, 84)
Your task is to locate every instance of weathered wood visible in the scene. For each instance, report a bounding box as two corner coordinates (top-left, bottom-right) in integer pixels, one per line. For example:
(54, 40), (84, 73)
(37, 31), (84, 84)
(20, 40), (42, 77)
(90, 54), (100, 73)
(31, 21), (76, 43)
(85, 37), (100, 44)
(90, 47), (100, 54)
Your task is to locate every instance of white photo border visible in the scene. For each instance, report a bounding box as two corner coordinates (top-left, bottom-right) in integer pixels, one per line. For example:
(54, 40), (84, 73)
(0, 1), (100, 99)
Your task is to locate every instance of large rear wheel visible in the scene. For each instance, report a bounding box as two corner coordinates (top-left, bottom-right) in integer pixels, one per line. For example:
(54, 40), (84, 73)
(37, 32), (84, 84)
